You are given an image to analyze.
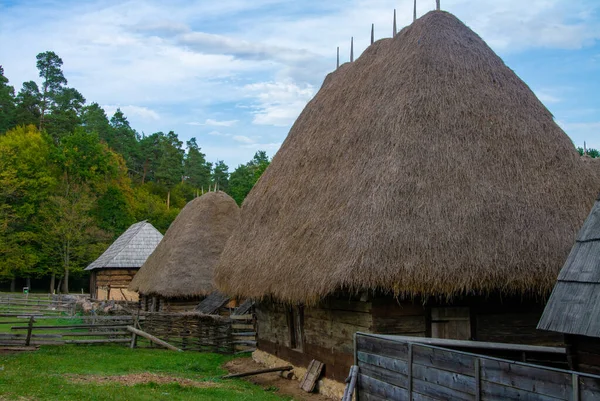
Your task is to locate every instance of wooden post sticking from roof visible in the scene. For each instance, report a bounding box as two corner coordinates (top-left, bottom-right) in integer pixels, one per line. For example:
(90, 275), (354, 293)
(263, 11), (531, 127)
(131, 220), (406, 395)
(393, 9), (397, 37)
(371, 24), (374, 45)
(336, 46), (339, 69)
(350, 37), (354, 62)
(584, 141), (588, 155)
(436, 0), (440, 10)
(414, 0), (417, 21)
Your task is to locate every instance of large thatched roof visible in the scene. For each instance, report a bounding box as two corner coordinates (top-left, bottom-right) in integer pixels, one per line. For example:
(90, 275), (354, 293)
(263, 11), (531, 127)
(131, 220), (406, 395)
(85, 221), (163, 270)
(214, 11), (600, 304)
(129, 192), (239, 298)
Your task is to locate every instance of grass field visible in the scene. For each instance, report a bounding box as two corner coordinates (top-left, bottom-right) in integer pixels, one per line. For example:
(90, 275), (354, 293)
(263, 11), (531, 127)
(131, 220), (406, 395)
(0, 345), (294, 400)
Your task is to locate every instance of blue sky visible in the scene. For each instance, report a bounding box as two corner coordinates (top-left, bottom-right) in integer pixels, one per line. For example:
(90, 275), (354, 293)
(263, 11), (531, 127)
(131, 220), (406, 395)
(1, 0), (599, 167)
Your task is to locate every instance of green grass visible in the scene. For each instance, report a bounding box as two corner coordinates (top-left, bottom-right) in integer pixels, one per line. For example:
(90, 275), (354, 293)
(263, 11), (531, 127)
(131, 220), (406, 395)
(0, 346), (294, 400)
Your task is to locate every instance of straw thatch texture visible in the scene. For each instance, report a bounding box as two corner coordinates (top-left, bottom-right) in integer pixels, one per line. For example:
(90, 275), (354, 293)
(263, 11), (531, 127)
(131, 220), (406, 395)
(85, 221), (163, 270)
(538, 193), (600, 337)
(130, 192), (240, 298)
(215, 11), (600, 304)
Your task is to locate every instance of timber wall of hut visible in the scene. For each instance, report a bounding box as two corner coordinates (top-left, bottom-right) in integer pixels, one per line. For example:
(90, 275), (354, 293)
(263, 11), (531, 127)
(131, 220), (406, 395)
(566, 334), (600, 376)
(93, 269), (138, 301)
(256, 294), (561, 383)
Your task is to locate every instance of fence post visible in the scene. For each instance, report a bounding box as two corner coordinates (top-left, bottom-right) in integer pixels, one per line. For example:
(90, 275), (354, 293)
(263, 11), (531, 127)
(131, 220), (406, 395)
(25, 316), (34, 346)
(475, 357), (481, 401)
(572, 373), (580, 401)
(408, 343), (413, 398)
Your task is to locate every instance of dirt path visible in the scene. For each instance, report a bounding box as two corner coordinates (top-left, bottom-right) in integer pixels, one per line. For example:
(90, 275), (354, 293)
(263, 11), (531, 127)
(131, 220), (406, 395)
(224, 357), (333, 401)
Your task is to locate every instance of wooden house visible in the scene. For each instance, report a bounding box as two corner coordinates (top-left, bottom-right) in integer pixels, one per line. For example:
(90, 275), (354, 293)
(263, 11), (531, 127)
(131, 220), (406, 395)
(538, 193), (600, 375)
(85, 221), (163, 301)
(129, 191), (239, 312)
(214, 10), (600, 396)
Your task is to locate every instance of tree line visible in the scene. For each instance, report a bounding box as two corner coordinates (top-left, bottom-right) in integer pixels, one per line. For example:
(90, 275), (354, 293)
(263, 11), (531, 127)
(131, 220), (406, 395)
(0, 51), (270, 293)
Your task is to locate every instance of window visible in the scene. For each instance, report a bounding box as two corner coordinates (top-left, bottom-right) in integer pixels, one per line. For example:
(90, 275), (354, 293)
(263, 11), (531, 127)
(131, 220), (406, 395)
(431, 307), (471, 340)
(287, 305), (304, 351)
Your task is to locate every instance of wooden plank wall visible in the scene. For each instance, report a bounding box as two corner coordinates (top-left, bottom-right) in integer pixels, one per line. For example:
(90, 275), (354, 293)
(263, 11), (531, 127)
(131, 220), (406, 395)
(355, 334), (600, 401)
(95, 269), (138, 301)
(256, 297), (372, 381)
(567, 335), (600, 376)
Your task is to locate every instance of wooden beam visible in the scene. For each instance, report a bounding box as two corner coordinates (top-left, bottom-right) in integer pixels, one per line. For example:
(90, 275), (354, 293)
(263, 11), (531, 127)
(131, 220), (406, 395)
(126, 326), (182, 352)
(414, 0), (417, 21)
(371, 24), (374, 45)
(393, 9), (397, 37)
(221, 365), (293, 379)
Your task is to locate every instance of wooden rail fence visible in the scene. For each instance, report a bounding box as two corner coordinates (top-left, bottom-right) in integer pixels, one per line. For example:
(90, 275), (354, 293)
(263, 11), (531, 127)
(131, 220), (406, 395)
(0, 294), (77, 316)
(0, 311), (256, 355)
(354, 333), (600, 400)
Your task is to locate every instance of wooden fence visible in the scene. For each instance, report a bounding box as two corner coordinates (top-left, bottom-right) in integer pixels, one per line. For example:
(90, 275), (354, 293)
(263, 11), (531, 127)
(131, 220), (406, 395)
(0, 294), (77, 316)
(354, 333), (600, 400)
(0, 315), (136, 346)
(140, 312), (256, 354)
(0, 311), (256, 354)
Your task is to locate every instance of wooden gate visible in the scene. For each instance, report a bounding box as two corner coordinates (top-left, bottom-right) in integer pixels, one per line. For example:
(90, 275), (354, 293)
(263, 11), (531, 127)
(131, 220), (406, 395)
(354, 333), (600, 400)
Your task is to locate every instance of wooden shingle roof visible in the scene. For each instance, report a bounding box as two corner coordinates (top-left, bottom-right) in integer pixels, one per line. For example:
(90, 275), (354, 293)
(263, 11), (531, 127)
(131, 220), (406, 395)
(85, 221), (163, 270)
(538, 194), (600, 337)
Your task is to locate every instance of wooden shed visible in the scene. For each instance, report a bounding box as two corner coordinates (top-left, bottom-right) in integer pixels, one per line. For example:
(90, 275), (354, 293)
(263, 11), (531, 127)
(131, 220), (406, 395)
(85, 221), (163, 301)
(214, 10), (600, 396)
(538, 193), (600, 375)
(129, 191), (239, 312)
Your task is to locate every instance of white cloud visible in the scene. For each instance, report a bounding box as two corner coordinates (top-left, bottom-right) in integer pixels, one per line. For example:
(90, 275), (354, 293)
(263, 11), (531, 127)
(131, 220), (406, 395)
(535, 90), (561, 104)
(102, 105), (160, 121)
(207, 130), (232, 137)
(204, 119), (238, 127)
(233, 135), (255, 144)
(244, 80), (315, 126)
(240, 142), (282, 151)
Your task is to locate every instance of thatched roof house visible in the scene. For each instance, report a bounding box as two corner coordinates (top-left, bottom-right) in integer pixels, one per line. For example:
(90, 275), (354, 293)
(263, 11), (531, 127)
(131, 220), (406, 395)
(85, 221), (163, 301)
(538, 193), (600, 374)
(130, 191), (239, 312)
(214, 10), (600, 391)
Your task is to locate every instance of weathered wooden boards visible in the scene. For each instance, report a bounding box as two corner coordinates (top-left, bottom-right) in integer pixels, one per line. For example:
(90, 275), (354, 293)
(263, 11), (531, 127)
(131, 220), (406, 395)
(355, 334), (600, 400)
(342, 365), (359, 401)
(299, 359), (324, 392)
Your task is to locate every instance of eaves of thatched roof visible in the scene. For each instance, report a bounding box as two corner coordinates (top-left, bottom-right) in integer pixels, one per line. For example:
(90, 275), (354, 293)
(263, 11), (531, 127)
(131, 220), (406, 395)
(85, 221), (163, 270)
(538, 194), (600, 337)
(129, 191), (239, 298)
(214, 11), (600, 304)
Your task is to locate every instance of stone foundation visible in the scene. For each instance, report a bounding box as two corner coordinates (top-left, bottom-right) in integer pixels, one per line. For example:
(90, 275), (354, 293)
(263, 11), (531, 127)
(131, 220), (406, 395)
(252, 349), (346, 399)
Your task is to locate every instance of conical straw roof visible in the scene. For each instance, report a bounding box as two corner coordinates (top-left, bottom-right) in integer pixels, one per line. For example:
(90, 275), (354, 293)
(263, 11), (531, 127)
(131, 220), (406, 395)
(215, 11), (600, 304)
(130, 191), (239, 298)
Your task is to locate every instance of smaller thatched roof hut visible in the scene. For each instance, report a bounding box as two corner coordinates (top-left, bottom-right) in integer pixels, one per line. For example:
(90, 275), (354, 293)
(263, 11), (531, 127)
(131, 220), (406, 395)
(85, 221), (163, 301)
(129, 191), (239, 305)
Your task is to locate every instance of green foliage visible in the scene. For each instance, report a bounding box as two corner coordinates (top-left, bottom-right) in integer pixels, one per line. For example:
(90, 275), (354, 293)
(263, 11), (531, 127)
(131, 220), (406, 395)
(14, 80), (41, 127)
(36, 51), (68, 131)
(156, 130), (184, 188)
(0, 66), (16, 133)
(184, 137), (212, 189)
(229, 151), (271, 205)
(109, 108), (139, 167)
(0, 126), (56, 280)
(212, 160), (229, 191)
(577, 147), (600, 158)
